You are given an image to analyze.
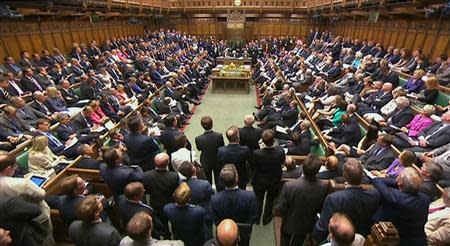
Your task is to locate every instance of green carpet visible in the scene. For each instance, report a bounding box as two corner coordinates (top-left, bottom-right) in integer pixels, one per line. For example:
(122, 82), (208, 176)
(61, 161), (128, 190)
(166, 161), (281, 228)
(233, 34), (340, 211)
(183, 84), (276, 246)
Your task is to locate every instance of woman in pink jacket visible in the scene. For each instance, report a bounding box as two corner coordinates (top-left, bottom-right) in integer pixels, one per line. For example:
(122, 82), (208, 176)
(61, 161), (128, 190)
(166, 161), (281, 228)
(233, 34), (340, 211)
(89, 100), (109, 125)
(401, 104), (435, 138)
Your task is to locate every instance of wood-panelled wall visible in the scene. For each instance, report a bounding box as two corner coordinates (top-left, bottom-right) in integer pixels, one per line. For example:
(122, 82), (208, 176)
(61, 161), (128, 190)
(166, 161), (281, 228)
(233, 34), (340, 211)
(170, 18), (316, 40)
(0, 20), (145, 60)
(327, 18), (450, 59)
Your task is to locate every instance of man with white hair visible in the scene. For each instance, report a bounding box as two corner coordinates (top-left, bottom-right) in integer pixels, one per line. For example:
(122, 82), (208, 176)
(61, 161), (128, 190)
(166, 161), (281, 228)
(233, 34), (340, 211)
(372, 167), (430, 246)
(238, 114), (263, 153)
(377, 96), (415, 132)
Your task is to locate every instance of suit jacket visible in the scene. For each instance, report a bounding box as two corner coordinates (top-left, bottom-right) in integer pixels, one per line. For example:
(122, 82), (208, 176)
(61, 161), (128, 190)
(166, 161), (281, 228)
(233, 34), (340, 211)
(124, 132), (160, 171)
(159, 127), (184, 156)
(421, 179), (440, 201)
(195, 131), (224, 171)
(0, 196), (45, 246)
(0, 114), (32, 137)
(217, 144), (251, 185)
(330, 122), (362, 147)
(312, 187), (380, 243)
(68, 220), (121, 246)
(57, 195), (85, 225)
(20, 76), (43, 93)
(185, 177), (215, 216)
(164, 204), (206, 246)
(389, 107), (414, 128)
(418, 122), (450, 148)
(76, 156), (102, 169)
(282, 167), (303, 179)
(79, 83), (98, 100)
(316, 169), (339, 180)
(142, 169), (179, 212)
(359, 144), (396, 171)
(251, 146), (286, 186)
(117, 195), (154, 226)
(211, 189), (258, 225)
(30, 100), (52, 117)
(276, 177), (329, 236)
(238, 126), (263, 152)
(59, 87), (79, 106)
(372, 178), (429, 246)
(99, 164), (143, 200)
(16, 105), (47, 125)
(71, 114), (93, 133)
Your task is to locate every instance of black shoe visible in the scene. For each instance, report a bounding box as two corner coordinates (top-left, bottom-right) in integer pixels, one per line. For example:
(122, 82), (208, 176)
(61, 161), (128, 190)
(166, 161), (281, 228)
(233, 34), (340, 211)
(262, 216), (273, 225)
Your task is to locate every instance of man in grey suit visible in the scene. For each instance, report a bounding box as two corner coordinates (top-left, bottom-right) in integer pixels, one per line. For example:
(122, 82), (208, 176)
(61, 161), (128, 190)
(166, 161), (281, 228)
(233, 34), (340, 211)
(69, 195), (121, 246)
(359, 134), (396, 171)
(276, 154), (329, 246)
(0, 106), (34, 138)
(10, 96), (47, 126)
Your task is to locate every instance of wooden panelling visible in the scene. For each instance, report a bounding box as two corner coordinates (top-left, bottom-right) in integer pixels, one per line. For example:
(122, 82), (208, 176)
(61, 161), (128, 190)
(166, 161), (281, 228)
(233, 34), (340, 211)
(0, 20), (144, 60)
(328, 18), (449, 59)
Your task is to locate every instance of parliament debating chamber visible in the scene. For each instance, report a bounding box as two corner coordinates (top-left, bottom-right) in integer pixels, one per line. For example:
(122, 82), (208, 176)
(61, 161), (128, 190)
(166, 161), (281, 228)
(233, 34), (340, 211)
(0, 0), (450, 245)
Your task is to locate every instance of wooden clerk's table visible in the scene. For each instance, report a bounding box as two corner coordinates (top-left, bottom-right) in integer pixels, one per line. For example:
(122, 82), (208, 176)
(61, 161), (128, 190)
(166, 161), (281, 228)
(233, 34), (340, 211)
(211, 57), (251, 94)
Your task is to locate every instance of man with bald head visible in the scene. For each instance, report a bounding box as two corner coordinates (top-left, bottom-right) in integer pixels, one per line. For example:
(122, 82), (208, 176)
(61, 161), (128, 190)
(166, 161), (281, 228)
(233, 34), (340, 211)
(142, 153), (180, 238)
(321, 213), (365, 246)
(217, 126), (251, 190)
(238, 114), (263, 152)
(317, 155), (339, 180)
(195, 116), (225, 185)
(357, 82), (393, 115)
(204, 219), (239, 246)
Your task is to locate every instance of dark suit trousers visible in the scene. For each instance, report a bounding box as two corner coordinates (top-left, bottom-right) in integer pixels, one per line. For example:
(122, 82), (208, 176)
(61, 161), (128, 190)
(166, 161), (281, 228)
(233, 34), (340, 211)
(253, 182), (280, 221)
(280, 232), (306, 246)
(204, 166), (220, 188)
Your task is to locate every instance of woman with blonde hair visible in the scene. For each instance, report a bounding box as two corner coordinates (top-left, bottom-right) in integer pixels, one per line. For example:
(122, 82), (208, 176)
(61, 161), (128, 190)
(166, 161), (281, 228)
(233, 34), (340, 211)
(28, 135), (64, 176)
(89, 100), (109, 125)
(410, 76), (439, 105)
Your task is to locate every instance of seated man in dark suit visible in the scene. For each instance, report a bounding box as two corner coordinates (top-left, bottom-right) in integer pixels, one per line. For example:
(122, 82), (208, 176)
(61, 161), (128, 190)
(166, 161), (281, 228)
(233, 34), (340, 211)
(76, 144), (102, 169)
(276, 154), (329, 246)
(359, 134), (396, 171)
(56, 113), (96, 144)
(217, 127), (251, 191)
(281, 156), (303, 179)
(211, 164), (258, 246)
(312, 158), (380, 244)
(356, 82), (393, 115)
(124, 116), (161, 171)
(178, 161), (215, 240)
(71, 107), (95, 132)
(195, 116), (225, 185)
(238, 114), (263, 153)
(420, 161), (443, 202)
(164, 182), (206, 246)
(142, 153), (180, 239)
(99, 147), (143, 201)
(68, 195), (121, 246)
(372, 167), (430, 246)
(30, 91), (56, 121)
